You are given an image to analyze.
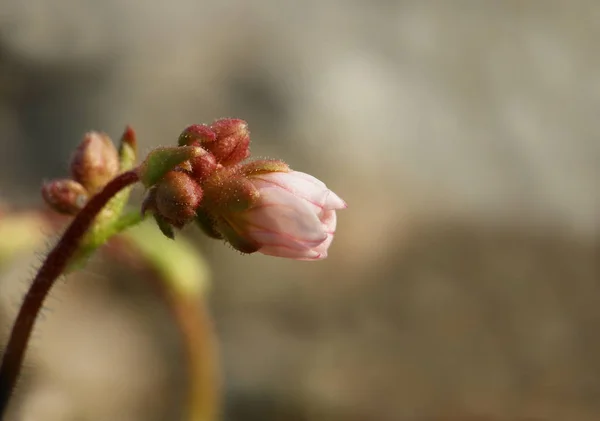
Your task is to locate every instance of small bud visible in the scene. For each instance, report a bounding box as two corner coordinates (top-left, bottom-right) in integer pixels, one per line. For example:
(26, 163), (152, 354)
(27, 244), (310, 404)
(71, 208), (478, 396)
(120, 125), (137, 152)
(71, 132), (120, 194)
(155, 171), (203, 225)
(118, 126), (137, 171)
(138, 146), (204, 188)
(41, 179), (89, 215)
(178, 124), (216, 147)
(189, 145), (218, 180)
(207, 118), (250, 166)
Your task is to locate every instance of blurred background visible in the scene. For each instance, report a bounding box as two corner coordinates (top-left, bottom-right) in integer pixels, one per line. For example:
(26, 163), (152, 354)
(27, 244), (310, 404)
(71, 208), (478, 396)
(0, 1), (599, 420)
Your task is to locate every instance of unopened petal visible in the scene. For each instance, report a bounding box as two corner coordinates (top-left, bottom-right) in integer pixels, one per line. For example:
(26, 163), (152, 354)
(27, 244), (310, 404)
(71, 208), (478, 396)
(241, 187), (327, 244)
(319, 209), (337, 234)
(249, 230), (324, 250)
(311, 233), (334, 257)
(259, 244), (323, 260)
(323, 190), (347, 210)
(287, 171), (326, 188)
(251, 172), (331, 209)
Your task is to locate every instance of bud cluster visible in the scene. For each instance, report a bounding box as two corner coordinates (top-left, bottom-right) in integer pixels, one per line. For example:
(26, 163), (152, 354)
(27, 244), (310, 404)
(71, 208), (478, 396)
(42, 131), (121, 215)
(140, 118), (346, 260)
(41, 117), (346, 260)
(140, 118), (254, 239)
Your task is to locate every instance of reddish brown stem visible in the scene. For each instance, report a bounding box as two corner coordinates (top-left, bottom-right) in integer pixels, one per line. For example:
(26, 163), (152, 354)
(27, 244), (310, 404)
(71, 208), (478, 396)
(0, 170), (139, 418)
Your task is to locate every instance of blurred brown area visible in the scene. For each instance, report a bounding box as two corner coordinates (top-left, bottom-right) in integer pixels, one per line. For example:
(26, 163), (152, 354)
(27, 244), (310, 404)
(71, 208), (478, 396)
(0, 1), (599, 420)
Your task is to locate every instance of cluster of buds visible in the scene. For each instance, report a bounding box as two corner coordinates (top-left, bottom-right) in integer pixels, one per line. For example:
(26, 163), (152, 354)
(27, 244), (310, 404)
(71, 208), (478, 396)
(140, 118), (346, 260)
(42, 131), (124, 215)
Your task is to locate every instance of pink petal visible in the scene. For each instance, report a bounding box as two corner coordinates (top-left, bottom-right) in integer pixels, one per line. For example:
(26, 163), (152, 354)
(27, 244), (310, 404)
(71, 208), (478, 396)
(281, 171), (346, 210)
(323, 190), (347, 210)
(259, 244), (323, 260)
(311, 233), (335, 257)
(319, 209), (337, 234)
(249, 230), (324, 250)
(251, 172), (331, 209)
(241, 186), (327, 244)
(288, 171), (326, 188)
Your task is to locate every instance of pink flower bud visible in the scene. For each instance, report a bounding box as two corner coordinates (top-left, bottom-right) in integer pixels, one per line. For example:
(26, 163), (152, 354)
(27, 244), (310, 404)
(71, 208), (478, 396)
(209, 169), (346, 260)
(207, 118), (250, 166)
(155, 171), (203, 226)
(41, 179), (89, 215)
(70, 132), (120, 194)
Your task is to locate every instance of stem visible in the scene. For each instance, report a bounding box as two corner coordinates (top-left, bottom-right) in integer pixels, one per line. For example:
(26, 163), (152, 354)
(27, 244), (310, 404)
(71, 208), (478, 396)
(172, 297), (220, 421)
(0, 170), (139, 418)
(68, 210), (146, 272)
(110, 223), (219, 420)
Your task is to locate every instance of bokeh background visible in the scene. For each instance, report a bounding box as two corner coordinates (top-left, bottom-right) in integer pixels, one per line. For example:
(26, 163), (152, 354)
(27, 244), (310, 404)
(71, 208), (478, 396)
(0, 1), (599, 420)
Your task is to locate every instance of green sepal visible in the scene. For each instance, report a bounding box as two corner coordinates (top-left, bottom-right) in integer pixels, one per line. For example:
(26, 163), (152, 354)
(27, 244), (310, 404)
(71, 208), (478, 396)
(138, 146), (204, 188)
(240, 159), (289, 176)
(97, 126), (138, 222)
(217, 219), (260, 254)
(195, 209), (222, 239)
(154, 213), (176, 240)
(203, 176), (259, 213)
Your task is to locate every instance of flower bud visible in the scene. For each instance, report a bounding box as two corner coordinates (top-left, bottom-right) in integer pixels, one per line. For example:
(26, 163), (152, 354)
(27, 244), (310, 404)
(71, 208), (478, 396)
(41, 179), (89, 215)
(200, 169), (346, 259)
(118, 125), (137, 170)
(178, 124), (216, 147)
(207, 118), (250, 166)
(155, 171), (203, 225)
(71, 132), (120, 194)
(188, 145), (218, 180)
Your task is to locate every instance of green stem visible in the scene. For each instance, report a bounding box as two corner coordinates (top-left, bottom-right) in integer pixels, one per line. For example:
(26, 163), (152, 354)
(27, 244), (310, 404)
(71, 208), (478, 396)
(117, 222), (218, 420)
(68, 210), (146, 271)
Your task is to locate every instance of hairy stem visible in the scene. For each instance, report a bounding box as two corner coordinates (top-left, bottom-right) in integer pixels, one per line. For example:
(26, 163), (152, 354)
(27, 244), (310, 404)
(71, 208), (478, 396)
(0, 170), (139, 418)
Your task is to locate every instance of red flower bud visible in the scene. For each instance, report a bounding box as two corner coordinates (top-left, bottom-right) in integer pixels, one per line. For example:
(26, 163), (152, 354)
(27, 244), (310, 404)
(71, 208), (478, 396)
(188, 145), (218, 180)
(70, 132), (120, 194)
(155, 171), (203, 225)
(178, 124), (216, 147)
(207, 118), (250, 166)
(41, 179), (89, 215)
